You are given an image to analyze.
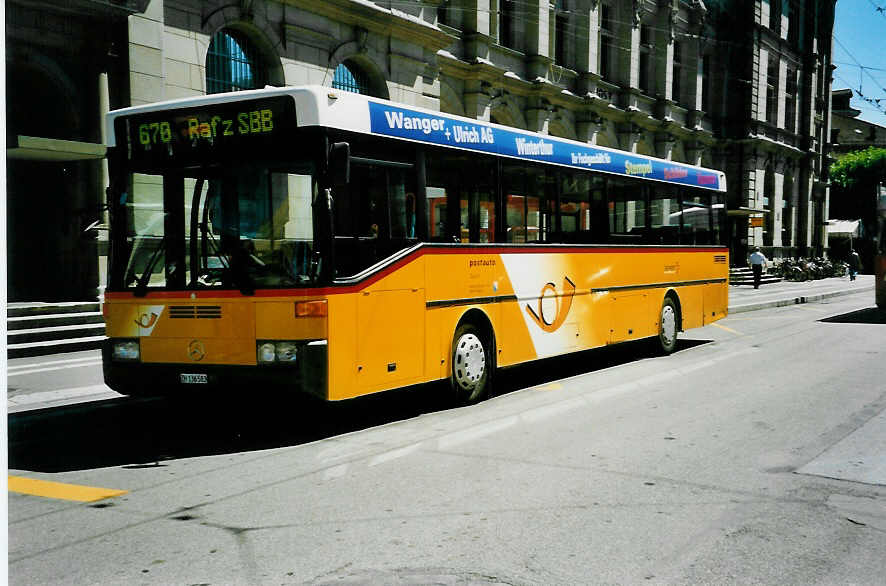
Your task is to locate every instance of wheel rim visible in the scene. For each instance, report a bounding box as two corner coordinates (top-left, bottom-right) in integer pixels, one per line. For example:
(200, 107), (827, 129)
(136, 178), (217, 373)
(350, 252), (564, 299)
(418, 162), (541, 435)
(660, 304), (676, 347)
(453, 333), (486, 392)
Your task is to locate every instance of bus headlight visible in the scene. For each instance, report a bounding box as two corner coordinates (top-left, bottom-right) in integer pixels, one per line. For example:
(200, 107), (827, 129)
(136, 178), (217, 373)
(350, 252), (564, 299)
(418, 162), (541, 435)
(257, 341), (298, 364)
(112, 339), (140, 361)
(257, 342), (277, 364)
(275, 342), (298, 363)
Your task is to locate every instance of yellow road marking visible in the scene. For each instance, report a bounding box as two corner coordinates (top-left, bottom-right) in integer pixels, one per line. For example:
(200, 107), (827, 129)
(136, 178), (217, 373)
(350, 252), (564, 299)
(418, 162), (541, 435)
(535, 383), (563, 391)
(711, 322), (741, 335)
(8, 476), (128, 503)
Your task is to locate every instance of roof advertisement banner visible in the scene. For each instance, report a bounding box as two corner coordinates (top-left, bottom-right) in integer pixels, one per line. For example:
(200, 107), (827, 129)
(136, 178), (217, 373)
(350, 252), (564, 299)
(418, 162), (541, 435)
(368, 102), (722, 191)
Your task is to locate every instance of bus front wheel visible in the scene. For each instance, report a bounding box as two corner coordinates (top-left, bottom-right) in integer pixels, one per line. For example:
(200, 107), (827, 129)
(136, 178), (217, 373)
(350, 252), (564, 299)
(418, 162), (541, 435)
(657, 297), (679, 355)
(451, 324), (491, 404)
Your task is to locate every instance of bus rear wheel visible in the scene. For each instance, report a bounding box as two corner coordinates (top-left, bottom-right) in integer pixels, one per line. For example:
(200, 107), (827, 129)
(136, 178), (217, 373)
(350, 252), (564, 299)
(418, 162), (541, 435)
(657, 297), (679, 355)
(451, 324), (491, 404)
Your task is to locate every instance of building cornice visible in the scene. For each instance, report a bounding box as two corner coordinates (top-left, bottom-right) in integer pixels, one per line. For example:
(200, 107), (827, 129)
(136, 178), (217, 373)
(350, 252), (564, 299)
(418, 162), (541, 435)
(288, 0), (455, 51)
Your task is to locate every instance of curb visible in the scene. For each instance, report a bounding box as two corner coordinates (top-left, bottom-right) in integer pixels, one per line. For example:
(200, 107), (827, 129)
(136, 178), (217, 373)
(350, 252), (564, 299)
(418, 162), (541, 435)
(728, 285), (875, 314)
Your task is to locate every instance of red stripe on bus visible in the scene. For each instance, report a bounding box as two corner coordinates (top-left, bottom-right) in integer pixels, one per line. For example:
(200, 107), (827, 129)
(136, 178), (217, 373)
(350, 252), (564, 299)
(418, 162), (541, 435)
(104, 244), (727, 301)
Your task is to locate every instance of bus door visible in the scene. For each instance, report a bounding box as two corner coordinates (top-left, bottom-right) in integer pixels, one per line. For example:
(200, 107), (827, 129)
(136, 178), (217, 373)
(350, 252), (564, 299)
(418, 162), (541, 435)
(333, 156), (417, 277)
(329, 155), (425, 394)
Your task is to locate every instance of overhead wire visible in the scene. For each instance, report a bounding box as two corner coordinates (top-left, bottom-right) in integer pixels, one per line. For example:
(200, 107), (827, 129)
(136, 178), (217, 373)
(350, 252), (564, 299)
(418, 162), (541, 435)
(832, 35), (886, 115)
(865, 0), (886, 20)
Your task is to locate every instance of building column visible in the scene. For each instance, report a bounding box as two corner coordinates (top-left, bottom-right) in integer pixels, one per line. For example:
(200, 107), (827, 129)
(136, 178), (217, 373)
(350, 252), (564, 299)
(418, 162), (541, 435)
(98, 72), (111, 298)
(129, 0), (166, 106)
(524, 0), (552, 80)
(464, 80), (493, 121)
(525, 97), (552, 133)
(772, 158), (786, 251)
(654, 1), (676, 101)
(576, 111), (604, 145)
(797, 157), (814, 255)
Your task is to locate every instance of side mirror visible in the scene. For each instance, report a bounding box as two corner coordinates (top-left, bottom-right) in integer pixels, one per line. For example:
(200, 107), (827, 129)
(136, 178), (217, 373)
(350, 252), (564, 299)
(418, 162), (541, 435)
(328, 142), (350, 186)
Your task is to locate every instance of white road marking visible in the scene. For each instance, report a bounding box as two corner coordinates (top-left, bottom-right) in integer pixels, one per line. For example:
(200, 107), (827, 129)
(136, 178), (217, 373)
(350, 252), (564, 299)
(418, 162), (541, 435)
(323, 464), (350, 480)
(8, 357), (103, 377)
(437, 415), (519, 449)
(7, 385), (120, 413)
(368, 443), (423, 466)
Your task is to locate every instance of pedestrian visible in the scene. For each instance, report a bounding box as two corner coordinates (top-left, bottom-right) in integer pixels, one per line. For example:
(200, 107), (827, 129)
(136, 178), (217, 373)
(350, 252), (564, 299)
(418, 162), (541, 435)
(749, 247), (767, 289)
(847, 248), (860, 281)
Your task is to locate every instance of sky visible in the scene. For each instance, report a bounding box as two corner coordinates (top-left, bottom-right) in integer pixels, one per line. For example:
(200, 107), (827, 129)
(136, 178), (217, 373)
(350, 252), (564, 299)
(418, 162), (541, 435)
(831, 0), (886, 127)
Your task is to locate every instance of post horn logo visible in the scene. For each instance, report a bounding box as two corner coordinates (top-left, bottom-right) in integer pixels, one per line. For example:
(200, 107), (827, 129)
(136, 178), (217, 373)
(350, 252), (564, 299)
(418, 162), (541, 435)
(188, 340), (207, 362)
(525, 276), (576, 333)
(135, 312), (159, 329)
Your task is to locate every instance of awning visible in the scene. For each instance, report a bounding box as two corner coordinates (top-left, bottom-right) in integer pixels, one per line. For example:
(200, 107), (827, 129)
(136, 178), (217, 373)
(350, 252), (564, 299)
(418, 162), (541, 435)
(826, 219), (860, 236)
(7, 135), (106, 162)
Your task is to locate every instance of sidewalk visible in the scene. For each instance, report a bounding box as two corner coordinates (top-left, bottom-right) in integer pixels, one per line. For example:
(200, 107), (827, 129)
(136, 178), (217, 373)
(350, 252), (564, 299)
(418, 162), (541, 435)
(728, 273), (876, 314)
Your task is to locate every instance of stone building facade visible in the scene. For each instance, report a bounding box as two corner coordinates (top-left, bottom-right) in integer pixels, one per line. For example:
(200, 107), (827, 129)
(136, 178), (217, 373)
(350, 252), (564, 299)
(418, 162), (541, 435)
(708, 0), (837, 263)
(830, 88), (886, 156)
(5, 0), (837, 301)
(6, 0), (150, 301)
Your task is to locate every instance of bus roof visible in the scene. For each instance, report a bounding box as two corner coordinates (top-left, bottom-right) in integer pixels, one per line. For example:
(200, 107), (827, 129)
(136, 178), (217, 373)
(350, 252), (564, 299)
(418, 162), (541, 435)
(107, 85), (727, 192)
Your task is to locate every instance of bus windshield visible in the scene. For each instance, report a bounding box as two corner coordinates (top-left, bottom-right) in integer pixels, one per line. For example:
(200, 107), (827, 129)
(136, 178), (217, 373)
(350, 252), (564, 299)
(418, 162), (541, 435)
(117, 162), (318, 293)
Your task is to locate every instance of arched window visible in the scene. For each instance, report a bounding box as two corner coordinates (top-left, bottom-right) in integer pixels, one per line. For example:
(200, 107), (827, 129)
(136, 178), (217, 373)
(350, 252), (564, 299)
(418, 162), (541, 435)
(332, 62), (371, 95)
(206, 30), (268, 94)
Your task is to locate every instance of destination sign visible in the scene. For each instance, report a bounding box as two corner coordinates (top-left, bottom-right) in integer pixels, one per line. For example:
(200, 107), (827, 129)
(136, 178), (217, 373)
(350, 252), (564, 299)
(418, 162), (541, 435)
(118, 96), (295, 169)
(368, 102), (722, 191)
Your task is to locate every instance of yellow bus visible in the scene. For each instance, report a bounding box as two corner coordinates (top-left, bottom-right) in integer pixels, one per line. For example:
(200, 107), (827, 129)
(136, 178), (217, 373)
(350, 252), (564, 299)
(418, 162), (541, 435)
(102, 86), (728, 403)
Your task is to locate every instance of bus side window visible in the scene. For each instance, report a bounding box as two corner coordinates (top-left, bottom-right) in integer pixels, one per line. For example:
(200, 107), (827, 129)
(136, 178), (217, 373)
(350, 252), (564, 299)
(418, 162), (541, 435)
(426, 150), (459, 242)
(388, 168), (416, 240)
(427, 151), (495, 243)
(503, 163), (526, 243)
(426, 186), (448, 241)
(680, 192), (711, 245)
(608, 179), (647, 243)
(711, 193), (725, 245)
(649, 187), (680, 245)
(559, 171), (594, 243)
(505, 163), (549, 243)
(589, 180), (609, 243)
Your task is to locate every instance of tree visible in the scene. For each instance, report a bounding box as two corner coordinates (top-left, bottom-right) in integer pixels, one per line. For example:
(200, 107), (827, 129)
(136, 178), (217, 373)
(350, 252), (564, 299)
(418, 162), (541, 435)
(829, 147), (886, 271)
(830, 147), (886, 189)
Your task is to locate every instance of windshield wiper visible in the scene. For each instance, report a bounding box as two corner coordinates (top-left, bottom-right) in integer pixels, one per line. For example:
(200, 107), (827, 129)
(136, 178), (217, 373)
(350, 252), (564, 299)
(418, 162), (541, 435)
(134, 236), (165, 297)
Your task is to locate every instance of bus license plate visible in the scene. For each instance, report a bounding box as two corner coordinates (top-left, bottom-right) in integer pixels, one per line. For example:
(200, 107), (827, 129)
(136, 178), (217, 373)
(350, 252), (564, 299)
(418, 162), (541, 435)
(180, 373), (208, 384)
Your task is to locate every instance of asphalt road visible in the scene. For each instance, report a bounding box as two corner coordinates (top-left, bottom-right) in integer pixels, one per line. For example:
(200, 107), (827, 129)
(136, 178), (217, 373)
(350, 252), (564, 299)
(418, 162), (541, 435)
(7, 291), (886, 585)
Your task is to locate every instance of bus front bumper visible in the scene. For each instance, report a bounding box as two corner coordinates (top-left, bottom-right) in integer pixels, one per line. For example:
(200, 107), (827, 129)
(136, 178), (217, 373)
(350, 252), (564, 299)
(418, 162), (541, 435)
(102, 339), (328, 400)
